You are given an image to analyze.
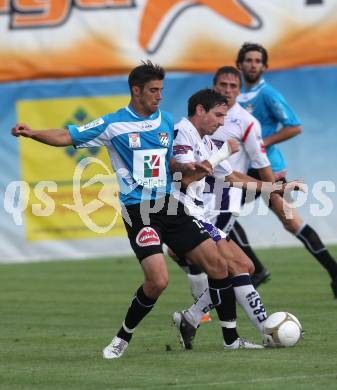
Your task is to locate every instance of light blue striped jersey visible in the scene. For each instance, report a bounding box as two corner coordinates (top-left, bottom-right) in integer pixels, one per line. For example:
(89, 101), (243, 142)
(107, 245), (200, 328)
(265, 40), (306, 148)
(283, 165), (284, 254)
(68, 105), (174, 206)
(237, 79), (301, 173)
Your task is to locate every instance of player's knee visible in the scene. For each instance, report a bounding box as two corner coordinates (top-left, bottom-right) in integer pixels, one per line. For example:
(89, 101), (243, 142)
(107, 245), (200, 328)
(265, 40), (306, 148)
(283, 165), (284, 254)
(228, 255), (253, 275)
(145, 277), (168, 297)
(203, 255), (228, 279)
(248, 260), (255, 275)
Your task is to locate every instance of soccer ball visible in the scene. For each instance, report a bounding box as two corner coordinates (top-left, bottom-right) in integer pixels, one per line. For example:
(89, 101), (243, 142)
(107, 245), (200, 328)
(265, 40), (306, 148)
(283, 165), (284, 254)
(263, 312), (302, 347)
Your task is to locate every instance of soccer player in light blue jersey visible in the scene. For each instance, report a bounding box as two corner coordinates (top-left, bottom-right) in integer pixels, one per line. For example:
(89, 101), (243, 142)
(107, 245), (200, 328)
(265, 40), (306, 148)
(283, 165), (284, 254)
(11, 61), (244, 359)
(235, 42), (337, 297)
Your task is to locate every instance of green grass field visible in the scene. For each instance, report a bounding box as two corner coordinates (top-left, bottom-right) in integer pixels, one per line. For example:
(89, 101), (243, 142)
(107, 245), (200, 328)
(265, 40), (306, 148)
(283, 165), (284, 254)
(1, 246), (337, 390)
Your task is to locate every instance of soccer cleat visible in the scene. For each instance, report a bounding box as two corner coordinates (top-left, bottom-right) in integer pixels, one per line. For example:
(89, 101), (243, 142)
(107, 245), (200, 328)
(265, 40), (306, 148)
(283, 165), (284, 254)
(102, 336), (128, 359)
(224, 338), (264, 350)
(200, 312), (212, 324)
(251, 268), (271, 288)
(331, 276), (337, 298)
(173, 311), (196, 350)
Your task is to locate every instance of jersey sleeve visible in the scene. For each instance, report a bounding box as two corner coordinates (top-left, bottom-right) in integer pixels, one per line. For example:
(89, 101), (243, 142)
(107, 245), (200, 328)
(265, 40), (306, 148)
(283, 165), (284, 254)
(68, 115), (111, 148)
(243, 119), (270, 169)
(172, 128), (195, 163)
(264, 87), (301, 127)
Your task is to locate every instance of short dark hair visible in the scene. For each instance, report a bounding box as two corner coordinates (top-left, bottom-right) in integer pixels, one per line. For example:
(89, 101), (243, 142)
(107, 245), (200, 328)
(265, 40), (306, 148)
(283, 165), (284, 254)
(188, 88), (228, 117)
(128, 60), (165, 92)
(213, 66), (241, 86)
(236, 42), (268, 67)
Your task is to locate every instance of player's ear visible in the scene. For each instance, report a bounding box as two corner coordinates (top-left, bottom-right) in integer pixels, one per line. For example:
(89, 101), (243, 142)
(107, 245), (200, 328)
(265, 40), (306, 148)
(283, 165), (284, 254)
(131, 85), (141, 97)
(196, 104), (205, 116)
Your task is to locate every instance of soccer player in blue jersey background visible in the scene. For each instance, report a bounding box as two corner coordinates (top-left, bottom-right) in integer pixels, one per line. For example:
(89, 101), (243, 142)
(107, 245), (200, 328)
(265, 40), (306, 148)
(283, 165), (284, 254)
(235, 42), (337, 298)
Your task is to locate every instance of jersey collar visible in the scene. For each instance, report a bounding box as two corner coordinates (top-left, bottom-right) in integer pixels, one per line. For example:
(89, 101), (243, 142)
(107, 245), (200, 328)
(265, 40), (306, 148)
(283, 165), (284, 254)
(241, 77), (265, 93)
(182, 117), (204, 141)
(126, 104), (160, 120)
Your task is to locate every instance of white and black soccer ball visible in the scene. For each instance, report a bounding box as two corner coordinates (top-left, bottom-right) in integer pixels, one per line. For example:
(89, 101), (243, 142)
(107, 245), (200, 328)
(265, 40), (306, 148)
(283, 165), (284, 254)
(263, 312), (302, 347)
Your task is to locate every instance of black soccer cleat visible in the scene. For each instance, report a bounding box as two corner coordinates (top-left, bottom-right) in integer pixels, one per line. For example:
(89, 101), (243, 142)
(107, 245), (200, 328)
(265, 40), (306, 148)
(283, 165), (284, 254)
(172, 311), (196, 350)
(251, 268), (271, 288)
(331, 276), (337, 298)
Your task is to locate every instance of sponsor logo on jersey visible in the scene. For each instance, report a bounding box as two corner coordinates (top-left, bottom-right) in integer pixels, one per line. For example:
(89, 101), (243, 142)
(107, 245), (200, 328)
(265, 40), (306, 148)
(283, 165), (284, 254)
(133, 149), (167, 188)
(158, 132), (169, 147)
(141, 121), (152, 129)
(78, 118), (104, 132)
(128, 133), (141, 148)
(136, 227), (160, 247)
(144, 155), (160, 177)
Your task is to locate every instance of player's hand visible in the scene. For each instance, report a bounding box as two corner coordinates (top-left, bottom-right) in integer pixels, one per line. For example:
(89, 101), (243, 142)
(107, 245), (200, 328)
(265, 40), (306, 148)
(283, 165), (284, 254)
(194, 160), (213, 176)
(227, 138), (239, 155)
(11, 123), (33, 138)
(182, 161), (213, 176)
(273, 180), (307, 195)
(283, 180), (307, 193)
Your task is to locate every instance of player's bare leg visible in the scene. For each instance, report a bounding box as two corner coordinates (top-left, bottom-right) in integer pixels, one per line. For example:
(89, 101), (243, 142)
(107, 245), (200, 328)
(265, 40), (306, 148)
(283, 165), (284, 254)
(270, 193), (337, 297)
(229, 221), (271, 287)
(215, 212), (270, 288)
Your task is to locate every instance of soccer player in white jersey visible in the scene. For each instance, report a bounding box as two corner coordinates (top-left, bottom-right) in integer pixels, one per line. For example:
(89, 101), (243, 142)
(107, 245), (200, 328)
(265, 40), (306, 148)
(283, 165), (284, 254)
(209, 66), (275, 286)
(236, 43), (337, 297)
(11, 62), (242, 359)
(171, 88), (303, 350)
(168, 67), (274, 328)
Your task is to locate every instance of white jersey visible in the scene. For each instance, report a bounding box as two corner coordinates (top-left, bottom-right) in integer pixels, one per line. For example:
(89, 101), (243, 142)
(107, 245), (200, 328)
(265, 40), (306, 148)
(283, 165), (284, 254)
(212, 103), (270, 173)
(205, 103), (270, 216)
(173, 117), (232, 219)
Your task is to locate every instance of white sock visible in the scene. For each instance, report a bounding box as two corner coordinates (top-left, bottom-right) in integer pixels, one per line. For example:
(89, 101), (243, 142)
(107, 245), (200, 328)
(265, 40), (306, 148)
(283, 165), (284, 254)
(187, 272), (209, 301)
(232, 273), (267, 335)
(184, 288), (213, 328)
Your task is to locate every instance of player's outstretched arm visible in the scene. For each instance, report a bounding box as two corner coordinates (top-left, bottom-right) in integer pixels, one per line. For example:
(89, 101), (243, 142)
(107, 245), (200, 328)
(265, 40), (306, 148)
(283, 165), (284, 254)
(11, 123), (73, 147)
(226, 170), (305, 196)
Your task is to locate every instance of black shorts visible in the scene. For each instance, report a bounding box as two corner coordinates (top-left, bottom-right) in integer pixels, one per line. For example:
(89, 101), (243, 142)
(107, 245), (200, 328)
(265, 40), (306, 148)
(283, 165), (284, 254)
(123, 195), (210, 262)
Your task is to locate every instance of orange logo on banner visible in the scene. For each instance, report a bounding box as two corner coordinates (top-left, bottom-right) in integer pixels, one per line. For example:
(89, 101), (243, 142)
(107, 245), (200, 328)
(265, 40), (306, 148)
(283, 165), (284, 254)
(1, 0), (134, 28)
(2, 0), (260, 47)
(139, 0), (261, 53)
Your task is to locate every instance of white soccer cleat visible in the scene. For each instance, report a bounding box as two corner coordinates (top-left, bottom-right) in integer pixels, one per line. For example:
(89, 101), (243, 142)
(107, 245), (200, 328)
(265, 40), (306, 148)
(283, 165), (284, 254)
(102, 336), (128, 359)
(224, 338), (264, 350)
(172, 311), (196, 350)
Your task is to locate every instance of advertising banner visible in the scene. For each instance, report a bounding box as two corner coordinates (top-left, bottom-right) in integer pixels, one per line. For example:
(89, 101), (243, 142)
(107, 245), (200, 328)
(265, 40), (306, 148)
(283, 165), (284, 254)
(0, 0), (336, 81)
(1, 66), (337, 262)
